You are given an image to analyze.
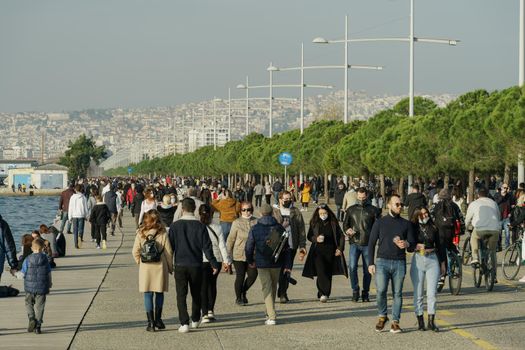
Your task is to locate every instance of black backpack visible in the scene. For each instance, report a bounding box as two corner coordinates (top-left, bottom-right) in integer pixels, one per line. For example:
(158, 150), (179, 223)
(433, 201), (456, 229)
(140, 235), (164, 263)
(261, 227), (287, 262)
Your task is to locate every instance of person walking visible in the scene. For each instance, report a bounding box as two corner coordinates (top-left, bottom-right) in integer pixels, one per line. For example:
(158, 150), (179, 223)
(157, 194), (176, 228)
(343, 187), (381, 302)
(368, 194), (415, 334)
(272, 179), (284, 206)
(87, 188), (98, 242)
(299, 181), (312, 211)
(104, 185), (119, 236)
(404, 184), (427, 220)
(168, 198), (219, 333)
(254, 182), (264, 207)
(302, 204), (347, 303)
(132, 209), (173, 332)
(0, 213), (18, 282)
(334, 181), (347, 221)
(58, 184), (75, 235)
(68, 184), (88, 249)
(272, 191), (307, 304)
(138, 187), (157, 226)
(245, 203), (292, 325)
(264, 181), (272, 205)
(173, 187), (203, 221)
(494, 183), (513, 249)
(409, 207), (445, 332)
(212, 190), (240, 241)
(89, 195), (111, 249)
(131, 185), (145, 229)
(227, 201), (258, 305)
(198, 204), (231, 323)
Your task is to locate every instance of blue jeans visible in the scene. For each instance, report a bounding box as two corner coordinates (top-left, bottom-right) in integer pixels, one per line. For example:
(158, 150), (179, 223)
(220, 221), (233, 242)
(502, 218), (511, 248)
(410, 253), (440, 316)
(349, 244), (371, 293)
(375, 258), (406, 322)
(144, 292), (164, 312)
(273, 191), (280, 205)
(59, 211), (72, 234)
(71, 218), (85, 247)
(336, 205), (343, 221)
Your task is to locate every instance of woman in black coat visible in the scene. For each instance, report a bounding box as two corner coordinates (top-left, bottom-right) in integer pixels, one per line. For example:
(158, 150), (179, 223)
(302, 204), (348, 302)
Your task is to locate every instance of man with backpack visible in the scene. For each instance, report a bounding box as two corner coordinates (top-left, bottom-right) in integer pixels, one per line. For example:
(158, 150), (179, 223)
(430, 188), (464, 287)
(245, 203), (292, 326)
(168, 198), (219, 333)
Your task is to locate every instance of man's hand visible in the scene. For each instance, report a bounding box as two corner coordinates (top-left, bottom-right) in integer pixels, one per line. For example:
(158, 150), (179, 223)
(248, 263), (256, 269)
(335, 249), (342, 257)
(394, 239), (408, 249)
(440, 262), (446, 276)
(345, 228), (355, 236)
(9, 268), (18, 276)
(368, 265), (376, 275)
(222, 263), (229, 272)
(298, 248), (307, 261)
(283, 268), (292, 274)
(212, 268), (219, 275)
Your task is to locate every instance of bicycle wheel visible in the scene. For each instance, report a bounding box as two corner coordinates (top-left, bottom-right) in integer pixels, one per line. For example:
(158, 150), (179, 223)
(502, 243), (521, 280)
(462, 238), (472, 266)
(473, 264), (482, 288)
(448, 252), (462, 295)
(484, 254), (496, 292)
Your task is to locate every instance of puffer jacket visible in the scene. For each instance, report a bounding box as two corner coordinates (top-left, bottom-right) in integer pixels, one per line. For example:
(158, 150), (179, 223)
(227, 216), (257, 261)
(22, 253), (51, 295)
(343, 203), (381, 246)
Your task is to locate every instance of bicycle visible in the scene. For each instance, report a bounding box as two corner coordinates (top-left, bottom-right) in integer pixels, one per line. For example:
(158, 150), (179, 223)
(437, 246), (462, 295)
(461, 232), (472, 266)
(502, 227), (523, 280)
(472, 236), (496, 292)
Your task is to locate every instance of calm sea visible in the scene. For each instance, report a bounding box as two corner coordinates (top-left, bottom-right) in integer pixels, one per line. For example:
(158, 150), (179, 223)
(0, 196), (60, 250)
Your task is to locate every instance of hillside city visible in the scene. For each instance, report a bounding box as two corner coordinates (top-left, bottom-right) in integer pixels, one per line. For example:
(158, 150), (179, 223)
(0, 90), (455, 170)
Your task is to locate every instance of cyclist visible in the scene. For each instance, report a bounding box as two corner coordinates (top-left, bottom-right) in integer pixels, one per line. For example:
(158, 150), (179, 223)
(465, 188), (500, 279)
(509, 193), (525, 283)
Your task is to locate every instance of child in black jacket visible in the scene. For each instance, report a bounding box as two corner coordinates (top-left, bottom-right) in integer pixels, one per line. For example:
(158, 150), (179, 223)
(89, 195), (111, 249)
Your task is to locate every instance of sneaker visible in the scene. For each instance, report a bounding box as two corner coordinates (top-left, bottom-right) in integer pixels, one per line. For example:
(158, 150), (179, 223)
(390, 322), (402, 334)
(375, 316), (389, 332)
(201, 315), (210, 324)
(102, 240), (107, 249)
(190, 320), (201, 329)
(280, 296), (289, 304)
(207, 311), (215, 321)
(437, 276), (445, 287)
(319, 295), (328, 303)
(470, 259), (479, 266)
(27, 319), (36, 333)
(34, 326), (42, 334)
(235, 299), (244, 306)
(265, 319), (276, 326)
(96, 245), (101, 249)
(178, 324), (190, 333)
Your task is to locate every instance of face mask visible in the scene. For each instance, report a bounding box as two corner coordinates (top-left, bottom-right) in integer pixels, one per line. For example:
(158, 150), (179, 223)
(419, 217), (430, 224)
(320, 214), (329, 221)
(170, 198), (176, 204)
(282, 200), (292, 208)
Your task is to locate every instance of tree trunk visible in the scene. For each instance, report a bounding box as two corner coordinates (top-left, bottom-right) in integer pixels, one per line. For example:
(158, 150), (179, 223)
(468, 169), (475, 204)
(380, 174), (385, 200)
(484, 174), (491, 191)
(504, 163), (510, 185)
(324, 171), (329, 204)
(398, 177), (405, 202)
(444, 174), (450, 190)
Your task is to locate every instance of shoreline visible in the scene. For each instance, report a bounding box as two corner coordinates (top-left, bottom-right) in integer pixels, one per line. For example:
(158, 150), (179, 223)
(0, 188), (63, 196)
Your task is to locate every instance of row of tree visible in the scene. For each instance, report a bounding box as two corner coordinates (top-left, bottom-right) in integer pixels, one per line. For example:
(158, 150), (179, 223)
(106, 86), (525, 201)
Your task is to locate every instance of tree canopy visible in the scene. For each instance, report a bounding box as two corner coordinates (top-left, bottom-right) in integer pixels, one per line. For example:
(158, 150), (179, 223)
(59, 134), (107, 179)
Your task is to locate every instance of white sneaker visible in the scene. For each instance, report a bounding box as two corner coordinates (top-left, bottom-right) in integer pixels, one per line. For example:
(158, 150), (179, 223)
(201, 315), (210, 324)
(519, 275), (525, 283)
(207, 311), (215, 320)
(96, 245), (101, 249)
(470, 259), (479, 266)
(178, 324), (190, 333)
(265, 319), (276, 326)
(320, 295), (328, 303)
(190, 320), (201, 329)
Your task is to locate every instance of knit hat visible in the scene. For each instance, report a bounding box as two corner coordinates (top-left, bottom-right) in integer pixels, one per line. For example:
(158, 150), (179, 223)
(260, 203), (273, 216)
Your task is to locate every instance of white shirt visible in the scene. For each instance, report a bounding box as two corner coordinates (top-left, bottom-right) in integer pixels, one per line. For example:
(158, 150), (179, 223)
(465, 197), (501, 231)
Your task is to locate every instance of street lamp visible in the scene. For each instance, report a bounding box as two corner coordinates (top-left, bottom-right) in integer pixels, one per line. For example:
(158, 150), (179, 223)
(519, 0), (525, 183)
(212, 98), (222, 150)
(314, 7), (458, 117)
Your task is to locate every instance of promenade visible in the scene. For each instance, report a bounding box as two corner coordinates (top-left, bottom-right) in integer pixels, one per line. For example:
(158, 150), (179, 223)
(1, 209), (524, 350)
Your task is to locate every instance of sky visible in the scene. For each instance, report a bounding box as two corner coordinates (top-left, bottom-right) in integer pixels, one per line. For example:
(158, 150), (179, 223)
(0, 0), (520, 112)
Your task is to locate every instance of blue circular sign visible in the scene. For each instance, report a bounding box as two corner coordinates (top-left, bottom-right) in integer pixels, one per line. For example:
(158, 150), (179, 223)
(128, 166), (133, 174)
(278, 152), (293, 166)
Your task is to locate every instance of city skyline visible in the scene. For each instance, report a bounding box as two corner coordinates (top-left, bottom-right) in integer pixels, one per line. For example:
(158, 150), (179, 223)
(0, 0), (519, 112)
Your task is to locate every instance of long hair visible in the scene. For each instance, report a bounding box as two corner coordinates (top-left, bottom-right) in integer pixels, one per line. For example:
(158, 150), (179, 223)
(199, 204), (213, 225)
(138, 209), (165, 238)
(411, 207), (433, 225)
(309, 203), (337, 228)
(199, 188), (212, 205)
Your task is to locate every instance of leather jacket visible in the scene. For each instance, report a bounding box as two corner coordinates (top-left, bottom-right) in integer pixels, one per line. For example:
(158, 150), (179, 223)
(343, 203), (381, 246)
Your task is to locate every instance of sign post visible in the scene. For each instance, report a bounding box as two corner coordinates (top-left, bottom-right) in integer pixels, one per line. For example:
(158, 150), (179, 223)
(278, 152), (293, 187)
(128, 166), (133, 176)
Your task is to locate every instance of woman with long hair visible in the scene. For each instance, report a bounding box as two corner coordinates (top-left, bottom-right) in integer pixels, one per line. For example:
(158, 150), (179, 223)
(409, 207), (445, 332)
(132, 209), (173, 332)
(138, 187), (158, 225)
(198, 204), (231, 322)
(302, 204), (347, 302)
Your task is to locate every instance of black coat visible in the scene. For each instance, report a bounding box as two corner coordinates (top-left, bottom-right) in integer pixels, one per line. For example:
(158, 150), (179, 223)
(90, 203), (111, 225)
(302, 219), (348, 279)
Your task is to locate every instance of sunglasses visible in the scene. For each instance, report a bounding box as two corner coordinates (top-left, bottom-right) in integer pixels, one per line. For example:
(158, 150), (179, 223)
(241, 208), (253, 212)
(392, 203), (402, 207)
(317, 204), (327, 209)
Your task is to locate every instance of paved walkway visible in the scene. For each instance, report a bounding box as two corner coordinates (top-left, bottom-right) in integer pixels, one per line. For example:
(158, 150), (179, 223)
(2, 209), (525, 350)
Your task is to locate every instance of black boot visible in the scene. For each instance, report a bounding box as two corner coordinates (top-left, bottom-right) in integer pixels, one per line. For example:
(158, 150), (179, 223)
(361, 291), (370, 302)
(352, 291), (359, 302)
(428, 314), (439, 332)
(417, 315), (426, 331)
(154, 307), (165, 329)
(146, 311), (155, 332)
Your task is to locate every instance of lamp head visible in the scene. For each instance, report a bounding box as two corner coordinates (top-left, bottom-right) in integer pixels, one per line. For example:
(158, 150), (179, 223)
(312, 37), (329, 44)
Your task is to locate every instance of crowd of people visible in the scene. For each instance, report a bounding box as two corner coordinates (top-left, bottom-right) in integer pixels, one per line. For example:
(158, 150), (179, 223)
(1, 173), (524, 336)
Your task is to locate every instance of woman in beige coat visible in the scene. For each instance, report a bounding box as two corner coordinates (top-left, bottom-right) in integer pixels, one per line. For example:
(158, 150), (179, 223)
(132, 209), (173, 332)
(226, 201), (257, 305)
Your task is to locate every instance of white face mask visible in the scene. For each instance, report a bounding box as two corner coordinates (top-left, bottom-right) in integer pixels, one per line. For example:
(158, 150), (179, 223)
(319, 214), (329, 221)
(170, 198), (176, 204)
(419, 217), (430, 225)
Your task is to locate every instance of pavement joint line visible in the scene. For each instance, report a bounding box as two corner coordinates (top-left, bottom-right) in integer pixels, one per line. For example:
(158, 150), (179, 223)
(435, 318), (499, 350)
(213, 330), (226, 350)
(66, 226), (126, 350)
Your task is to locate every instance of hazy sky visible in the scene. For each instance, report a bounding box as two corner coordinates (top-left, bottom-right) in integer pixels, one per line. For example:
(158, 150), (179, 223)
(0, 0), (519, 112)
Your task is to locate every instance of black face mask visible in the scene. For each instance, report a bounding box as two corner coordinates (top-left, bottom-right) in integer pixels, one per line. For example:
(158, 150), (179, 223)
(282, 200), (292, 208)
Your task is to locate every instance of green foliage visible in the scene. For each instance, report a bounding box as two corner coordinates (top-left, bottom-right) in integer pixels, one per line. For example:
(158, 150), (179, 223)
(59, 134), (107, 179)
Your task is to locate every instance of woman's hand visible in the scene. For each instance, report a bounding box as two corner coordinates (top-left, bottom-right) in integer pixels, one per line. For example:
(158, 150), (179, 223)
(335, 249), (342, 257)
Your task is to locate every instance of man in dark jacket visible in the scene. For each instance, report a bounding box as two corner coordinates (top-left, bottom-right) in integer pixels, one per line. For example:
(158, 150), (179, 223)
(272, 179), (284, 206)
(246, 203), (292, 325)
(0, 214), (18, 282)
(404, 184), (427, 220)
(104, 186), (118, 236)
(343, 187), (381, 302)
(168, 198), (219, 333)
(131, 185), (145, 229)
(58, 184), (75, 234)
(334, 181), (347, 221)
(272, 190), (306, 303)
(494, 183), (514, 249)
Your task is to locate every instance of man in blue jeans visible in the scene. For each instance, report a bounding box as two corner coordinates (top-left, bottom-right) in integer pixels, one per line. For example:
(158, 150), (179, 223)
(343, 187), (381, 302)
(368, 194), (415, 334)
(68, 185), (88, 249)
